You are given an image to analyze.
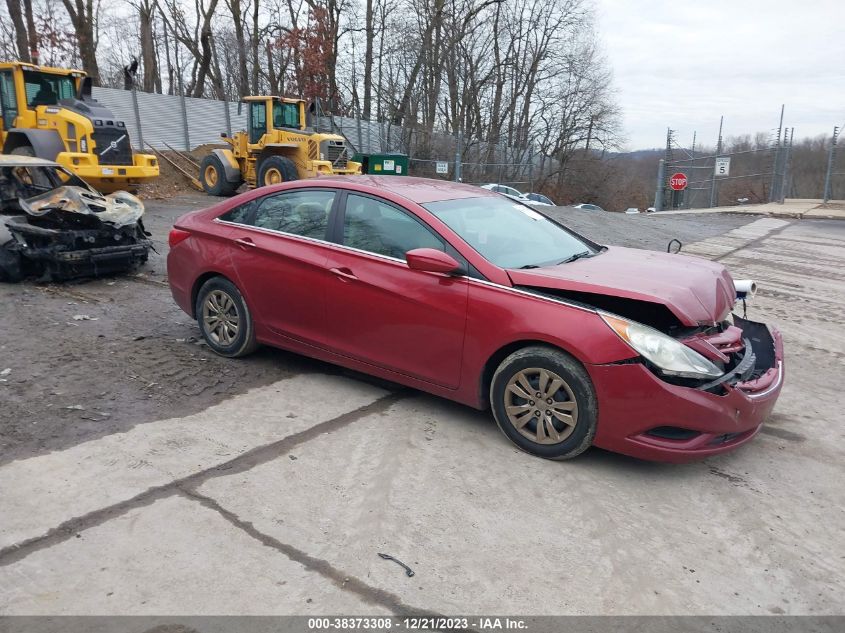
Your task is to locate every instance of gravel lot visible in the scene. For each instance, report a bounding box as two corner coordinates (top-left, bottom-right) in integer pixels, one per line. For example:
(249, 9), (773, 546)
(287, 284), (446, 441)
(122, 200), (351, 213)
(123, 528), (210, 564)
(2, 195), (843, 618)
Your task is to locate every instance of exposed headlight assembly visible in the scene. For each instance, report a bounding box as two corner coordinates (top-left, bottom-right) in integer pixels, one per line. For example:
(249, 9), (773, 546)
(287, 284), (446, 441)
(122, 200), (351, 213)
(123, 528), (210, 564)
(601, 313), (722, 379)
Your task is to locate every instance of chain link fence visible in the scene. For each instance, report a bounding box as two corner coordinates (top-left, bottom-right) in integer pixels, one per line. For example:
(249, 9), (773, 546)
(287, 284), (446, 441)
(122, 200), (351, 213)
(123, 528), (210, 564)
(654, 118), (845, 211)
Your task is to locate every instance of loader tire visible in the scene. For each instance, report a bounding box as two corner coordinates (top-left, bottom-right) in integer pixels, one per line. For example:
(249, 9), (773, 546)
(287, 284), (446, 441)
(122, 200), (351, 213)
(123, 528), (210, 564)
(257, 156), (298, 187)
(200, 155), (238, 197)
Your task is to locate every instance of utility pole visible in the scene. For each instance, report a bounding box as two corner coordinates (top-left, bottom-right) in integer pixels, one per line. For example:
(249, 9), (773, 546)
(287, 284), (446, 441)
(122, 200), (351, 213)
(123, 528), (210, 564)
(770, 105), (785, 202)
(823, 126), (839, 203)
(780, 127), (794, 203)
(654, 159), (666, 212)
(689, 131), (696, 208)
(709, 116), (723, 208)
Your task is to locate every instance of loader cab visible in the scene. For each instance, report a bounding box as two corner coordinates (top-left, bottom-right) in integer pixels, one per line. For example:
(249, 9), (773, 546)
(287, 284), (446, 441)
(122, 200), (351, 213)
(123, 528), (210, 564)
(246, 96), (306, 144)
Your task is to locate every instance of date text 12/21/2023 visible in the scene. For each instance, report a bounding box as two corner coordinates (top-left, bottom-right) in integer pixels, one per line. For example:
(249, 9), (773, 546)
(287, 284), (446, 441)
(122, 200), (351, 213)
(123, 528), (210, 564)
(307, 617), (528, 630)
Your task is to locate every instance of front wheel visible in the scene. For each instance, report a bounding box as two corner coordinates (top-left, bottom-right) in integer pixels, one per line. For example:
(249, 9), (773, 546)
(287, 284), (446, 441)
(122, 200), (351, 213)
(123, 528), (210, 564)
(200, 155), (238, 196)
(490, 346), (597, 460)
(257, 155), (298, 187)
(195, 277), (259, 357)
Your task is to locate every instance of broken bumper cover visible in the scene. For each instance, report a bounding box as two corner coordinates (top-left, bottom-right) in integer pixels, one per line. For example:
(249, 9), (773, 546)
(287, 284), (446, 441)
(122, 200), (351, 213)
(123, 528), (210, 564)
(21, 242), (151, 278)
(589, 319), (784, 462)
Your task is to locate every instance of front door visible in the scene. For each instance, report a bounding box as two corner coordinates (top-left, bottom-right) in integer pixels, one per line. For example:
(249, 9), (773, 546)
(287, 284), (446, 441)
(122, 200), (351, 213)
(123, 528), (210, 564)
(324, 193), (469, 389)
(219, 187), (338, 346)
(248, 101), (267, 144)
(0, 71), (19, 139)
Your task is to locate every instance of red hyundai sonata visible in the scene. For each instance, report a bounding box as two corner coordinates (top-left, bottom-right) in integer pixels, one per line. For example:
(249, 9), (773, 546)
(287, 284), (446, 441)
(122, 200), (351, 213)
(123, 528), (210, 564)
(167, 176), (784, 462)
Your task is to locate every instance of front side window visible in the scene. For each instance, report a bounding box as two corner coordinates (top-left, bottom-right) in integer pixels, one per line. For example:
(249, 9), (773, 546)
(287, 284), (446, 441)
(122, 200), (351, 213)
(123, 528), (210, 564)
(23, 70), (75, 107)
(0, 71), (18, 128)
(425, 197), (598, 269)
(220, 190), (335, 240)
(343, 194), (444, 259)
(249, 102), (267, 144)
(273, 101), (300, 129)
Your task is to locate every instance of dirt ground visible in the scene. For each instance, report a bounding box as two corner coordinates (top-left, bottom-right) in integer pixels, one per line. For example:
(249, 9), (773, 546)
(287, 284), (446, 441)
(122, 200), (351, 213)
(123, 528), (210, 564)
(0, 199), (757, 466)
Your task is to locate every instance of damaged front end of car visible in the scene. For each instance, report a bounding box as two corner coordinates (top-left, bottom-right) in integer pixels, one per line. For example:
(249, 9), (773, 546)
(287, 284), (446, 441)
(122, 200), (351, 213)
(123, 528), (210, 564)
(1, 178), (152, 282)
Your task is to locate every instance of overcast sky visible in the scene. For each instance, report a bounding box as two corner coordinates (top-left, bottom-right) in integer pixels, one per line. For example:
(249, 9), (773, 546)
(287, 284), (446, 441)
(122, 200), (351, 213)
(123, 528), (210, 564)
(594, 0), (845, 150)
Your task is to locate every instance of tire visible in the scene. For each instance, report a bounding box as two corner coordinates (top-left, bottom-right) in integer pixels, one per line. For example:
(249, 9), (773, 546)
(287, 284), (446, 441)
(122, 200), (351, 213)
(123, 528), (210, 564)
(10, 146), (35, 157)
(257, 155), (298, 187)
(0, 243), (23, 283)
(195, 277), (259, 358)
(200, 155), (238, 196)
(490, 346), (597, 460)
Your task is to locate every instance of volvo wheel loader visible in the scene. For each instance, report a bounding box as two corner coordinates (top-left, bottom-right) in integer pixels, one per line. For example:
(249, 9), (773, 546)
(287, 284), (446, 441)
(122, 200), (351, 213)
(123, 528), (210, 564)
(199, 96), (360, 196)
(0, 61), (159, 193)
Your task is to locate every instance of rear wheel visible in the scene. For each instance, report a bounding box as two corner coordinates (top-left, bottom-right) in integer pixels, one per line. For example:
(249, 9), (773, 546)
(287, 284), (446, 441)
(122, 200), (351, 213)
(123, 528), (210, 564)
(200, 155), (238, 196)
(258, 155), (298, 187)
(195, 277), (259, 357)
(490, 346), (597, 460)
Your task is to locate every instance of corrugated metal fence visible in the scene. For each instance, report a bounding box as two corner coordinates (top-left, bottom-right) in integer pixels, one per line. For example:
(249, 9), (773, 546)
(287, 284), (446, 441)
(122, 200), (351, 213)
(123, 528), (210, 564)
(92, 86), (246, 152)
(91, 87), (461, 157)
(90, 86), (540, 187)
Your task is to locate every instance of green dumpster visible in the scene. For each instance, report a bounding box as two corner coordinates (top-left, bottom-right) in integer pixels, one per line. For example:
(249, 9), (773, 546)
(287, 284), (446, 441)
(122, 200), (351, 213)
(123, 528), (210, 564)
(352, 153), (409, 176)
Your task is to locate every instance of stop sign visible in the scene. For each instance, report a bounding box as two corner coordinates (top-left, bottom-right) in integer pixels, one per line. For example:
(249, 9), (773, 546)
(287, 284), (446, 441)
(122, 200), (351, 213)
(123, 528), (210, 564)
(669, 172), (688, 191)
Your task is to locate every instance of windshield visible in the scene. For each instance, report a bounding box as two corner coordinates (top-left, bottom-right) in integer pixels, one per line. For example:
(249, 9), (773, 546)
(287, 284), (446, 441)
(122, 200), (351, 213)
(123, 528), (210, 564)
(23, 70), (76, 107)
(273, 101), (300, 129)
(424, 197), (598, 269)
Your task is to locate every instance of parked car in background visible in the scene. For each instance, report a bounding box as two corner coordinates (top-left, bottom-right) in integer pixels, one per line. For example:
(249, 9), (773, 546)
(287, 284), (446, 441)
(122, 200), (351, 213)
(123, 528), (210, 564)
(625, 207), (640, 214)
(525, 193), (555, 206)
(167, 176), (784, 463)
(646, 207), (656, 213)
(480, 183), (530, 203)
(573, 203), (605, 212)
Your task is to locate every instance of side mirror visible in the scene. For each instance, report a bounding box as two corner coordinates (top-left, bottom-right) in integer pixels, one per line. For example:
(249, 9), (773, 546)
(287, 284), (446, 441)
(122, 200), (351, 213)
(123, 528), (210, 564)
(405, 248), (462, 275)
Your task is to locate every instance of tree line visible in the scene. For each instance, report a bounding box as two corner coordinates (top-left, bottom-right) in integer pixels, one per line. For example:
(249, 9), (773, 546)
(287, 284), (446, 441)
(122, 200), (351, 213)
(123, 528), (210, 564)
(1, 0), (621, 196)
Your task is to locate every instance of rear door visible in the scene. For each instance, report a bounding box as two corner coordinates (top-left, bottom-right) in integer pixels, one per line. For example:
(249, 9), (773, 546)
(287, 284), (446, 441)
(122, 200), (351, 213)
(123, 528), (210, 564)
(219, 187), (338, 346)
(323, 192), (469, 389)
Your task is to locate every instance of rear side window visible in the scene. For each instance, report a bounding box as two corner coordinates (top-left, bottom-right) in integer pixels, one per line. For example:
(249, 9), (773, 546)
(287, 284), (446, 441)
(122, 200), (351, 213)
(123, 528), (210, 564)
(220, 190), (335, 240)
(343, 194), (443, 259)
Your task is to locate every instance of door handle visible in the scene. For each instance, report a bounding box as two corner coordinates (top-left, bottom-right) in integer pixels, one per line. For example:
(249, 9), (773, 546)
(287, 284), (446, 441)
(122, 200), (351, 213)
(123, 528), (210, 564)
(234, 237), (256, 248)
(329, 267), (357, 281)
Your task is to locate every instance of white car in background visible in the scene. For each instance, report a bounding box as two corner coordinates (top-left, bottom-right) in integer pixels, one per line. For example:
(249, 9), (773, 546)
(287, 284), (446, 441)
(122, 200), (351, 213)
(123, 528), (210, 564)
(480, 183), (531, 203)
(572, 203), (605, 212)
(524, 192), (555, 206)
(625, 207), (640, 214)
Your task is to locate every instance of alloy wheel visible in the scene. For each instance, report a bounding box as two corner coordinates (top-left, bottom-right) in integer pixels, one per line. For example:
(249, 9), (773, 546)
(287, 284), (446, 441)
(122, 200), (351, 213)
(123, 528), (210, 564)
(503, 368), (579, 444)
(202, 289), (240, 346)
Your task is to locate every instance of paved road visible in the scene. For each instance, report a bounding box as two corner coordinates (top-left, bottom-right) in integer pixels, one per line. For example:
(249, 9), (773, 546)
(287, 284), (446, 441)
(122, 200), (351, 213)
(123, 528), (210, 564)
(1, 196), (843, 616)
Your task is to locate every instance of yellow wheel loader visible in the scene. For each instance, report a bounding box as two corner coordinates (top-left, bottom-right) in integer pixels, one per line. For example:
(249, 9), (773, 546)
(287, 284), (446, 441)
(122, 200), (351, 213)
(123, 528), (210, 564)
(0, 61), (159, 193)
(199, 96), (360, 196)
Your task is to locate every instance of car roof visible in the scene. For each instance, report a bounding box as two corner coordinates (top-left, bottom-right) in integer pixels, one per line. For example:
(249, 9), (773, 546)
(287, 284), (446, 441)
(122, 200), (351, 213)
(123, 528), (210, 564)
(0, 155), (60, 168)
(312, 175), (499, 204)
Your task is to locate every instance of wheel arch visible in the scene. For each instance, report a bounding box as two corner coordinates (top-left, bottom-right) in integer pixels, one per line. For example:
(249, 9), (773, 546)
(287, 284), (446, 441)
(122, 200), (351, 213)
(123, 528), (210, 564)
(190, 270), (233, 318)
(478, 339), (584, 410)
(209, 149), (242, 183)
(3, 129), (65, 159)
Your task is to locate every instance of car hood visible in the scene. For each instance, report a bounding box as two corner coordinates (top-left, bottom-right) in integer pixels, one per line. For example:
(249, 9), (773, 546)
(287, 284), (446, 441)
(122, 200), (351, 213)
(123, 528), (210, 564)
(506, 246), (736, 326)
(18, 187), (144, 228)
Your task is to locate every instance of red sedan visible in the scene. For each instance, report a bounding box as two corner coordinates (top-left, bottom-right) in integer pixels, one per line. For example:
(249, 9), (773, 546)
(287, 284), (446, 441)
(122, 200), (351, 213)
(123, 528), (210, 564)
(167, 176), (784, 462)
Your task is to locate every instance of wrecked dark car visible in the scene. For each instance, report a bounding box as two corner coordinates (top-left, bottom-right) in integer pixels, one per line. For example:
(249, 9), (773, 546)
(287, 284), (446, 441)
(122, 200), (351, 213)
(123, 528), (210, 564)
(0, 156), (152, 282)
